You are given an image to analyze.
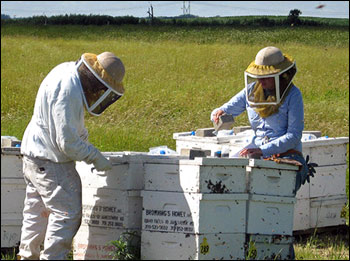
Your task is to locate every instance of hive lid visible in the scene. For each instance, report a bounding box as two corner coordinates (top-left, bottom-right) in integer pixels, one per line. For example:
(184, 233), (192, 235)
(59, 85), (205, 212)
(310, 195), (347, 207)
(250, 194), (296, 204)
(302, 137), (349, 148)
(200, 193), (249, 201)
(180, 157), (249, 166)
(248, 158), (299, 170)
(249, 234), (294, 244)
(1, 147), (21, 155)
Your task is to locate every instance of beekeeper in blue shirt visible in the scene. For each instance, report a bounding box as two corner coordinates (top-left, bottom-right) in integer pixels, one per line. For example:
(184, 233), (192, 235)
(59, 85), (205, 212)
(19, 52), (125, 260)
(212, 46), (314, 194)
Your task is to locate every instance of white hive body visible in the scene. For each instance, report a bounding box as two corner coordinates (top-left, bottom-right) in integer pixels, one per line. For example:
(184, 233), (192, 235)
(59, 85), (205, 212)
(140, 155), (299, 259)
(73, 225), (140, 260)
(1, 147), (25, 248)
(141, 231), (246, 260)
(73, 152), (148, 260)
(141, 190), (248, 234)
(1, 131), (348, 259)
(247, 234), (294, 260)
(173, 130), (349, 232)
(144, 157), (248, 193)
(246, 159), (299, 197)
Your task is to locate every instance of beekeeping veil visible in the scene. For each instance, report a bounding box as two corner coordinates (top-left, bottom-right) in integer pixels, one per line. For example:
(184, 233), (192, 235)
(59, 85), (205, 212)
(77, 52), (125, 116)
(244, 46), (297, 118)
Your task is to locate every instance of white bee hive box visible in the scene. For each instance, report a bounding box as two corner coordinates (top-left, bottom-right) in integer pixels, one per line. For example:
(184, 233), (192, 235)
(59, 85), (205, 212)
(247, 194), (296, 235)
(143, 155), (187, 192)
(141, 190), (248, 234)
(178, 157), (248, 193)
(310, 195), (347, 228)
(1, 148), (25, 248)
(76, 152), (147, 190)
(247, 234), (294, 260)
(73, 225), (140, 260)
(141, 230), (246, 260)
(309, 165), (347, 198)
(295, 179), (310, 199)
(246, 159), (299, 197)
(144, 157), (248, 193)
(293, 198), (311, 231)
(294, 194), (347, 232)
(1, 147), (23, 179)
(302, 137), (348, 166)
(81, 188), (142, 229)
(1, 178), (26, 213)
(173, 131), (237, 157)
(1, 213), (23, 249)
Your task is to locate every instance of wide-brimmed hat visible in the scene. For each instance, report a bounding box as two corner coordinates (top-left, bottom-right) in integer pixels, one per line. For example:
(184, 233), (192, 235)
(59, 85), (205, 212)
(245, 46), (294, 76)
(82, 52), (125, 95)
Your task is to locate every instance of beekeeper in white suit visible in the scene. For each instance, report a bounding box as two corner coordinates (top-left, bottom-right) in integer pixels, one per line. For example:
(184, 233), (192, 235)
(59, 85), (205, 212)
(18, 52), (125, 260)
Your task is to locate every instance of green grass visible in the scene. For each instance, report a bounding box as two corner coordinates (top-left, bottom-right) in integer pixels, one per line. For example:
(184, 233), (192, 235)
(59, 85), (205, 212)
(1, 230), (348, 260)
(1, 24), (349, 46)
(1, 24), (349, 152)
(294, 229), (349, 260)
(1, 249), (17, 260)
(1, 23), (349, 260)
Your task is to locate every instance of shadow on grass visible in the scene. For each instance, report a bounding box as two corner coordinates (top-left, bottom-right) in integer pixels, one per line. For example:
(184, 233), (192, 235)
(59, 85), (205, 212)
(294, 225), (349, 245)
(294, 225), (349, 260)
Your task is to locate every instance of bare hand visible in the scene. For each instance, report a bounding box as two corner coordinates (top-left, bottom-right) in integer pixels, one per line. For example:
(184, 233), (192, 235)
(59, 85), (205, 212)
(213, 109), (225, 124)
(239, 148), (263, 159)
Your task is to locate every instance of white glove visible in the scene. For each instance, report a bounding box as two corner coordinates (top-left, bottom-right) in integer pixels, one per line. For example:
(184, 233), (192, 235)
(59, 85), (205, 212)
(93, 154), (112, 171)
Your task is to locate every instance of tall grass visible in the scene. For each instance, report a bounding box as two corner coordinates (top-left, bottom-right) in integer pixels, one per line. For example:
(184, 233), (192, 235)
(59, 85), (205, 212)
(1, 24), (349, 46)
(2, 14), (348, 28)
(1, 24), (348, 152)
(294, 230), (349, 260)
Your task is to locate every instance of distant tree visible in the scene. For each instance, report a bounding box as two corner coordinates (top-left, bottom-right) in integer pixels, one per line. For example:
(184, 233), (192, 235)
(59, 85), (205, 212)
(1, 14), (11, 19)
(177, 14), (198, 19)
(288, 9), (302, 26)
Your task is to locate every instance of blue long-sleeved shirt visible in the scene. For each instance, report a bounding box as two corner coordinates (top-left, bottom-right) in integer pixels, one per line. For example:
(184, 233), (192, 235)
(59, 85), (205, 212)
(212, 85), (304, 157)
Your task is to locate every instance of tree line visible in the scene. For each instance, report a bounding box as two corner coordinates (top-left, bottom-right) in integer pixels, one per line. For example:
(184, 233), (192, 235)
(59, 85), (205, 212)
(1, 10), (348, 28)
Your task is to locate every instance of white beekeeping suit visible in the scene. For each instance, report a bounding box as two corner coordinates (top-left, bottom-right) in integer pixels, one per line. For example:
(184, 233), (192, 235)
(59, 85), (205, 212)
(18, 52), (125, 260)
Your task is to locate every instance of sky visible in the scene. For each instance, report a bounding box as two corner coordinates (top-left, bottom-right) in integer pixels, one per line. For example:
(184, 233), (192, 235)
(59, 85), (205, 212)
(1, 1), (349, 19)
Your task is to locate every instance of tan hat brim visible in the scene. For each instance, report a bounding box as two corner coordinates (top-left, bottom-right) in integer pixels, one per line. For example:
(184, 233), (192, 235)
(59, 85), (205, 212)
(245, 54), (294, 76)
(83, 53), (125, 95)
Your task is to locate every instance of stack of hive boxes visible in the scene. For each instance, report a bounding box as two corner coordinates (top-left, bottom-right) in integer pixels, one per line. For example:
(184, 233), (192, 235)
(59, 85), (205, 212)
(141, 157), (250, 260)
(71, 151), (304, 260)
(73, 152), (146, 260)
(294, 138), (348, 231)
(141, 156), (300, 260)
(173, 130), (349, 232)
(245, 159), (298, 260)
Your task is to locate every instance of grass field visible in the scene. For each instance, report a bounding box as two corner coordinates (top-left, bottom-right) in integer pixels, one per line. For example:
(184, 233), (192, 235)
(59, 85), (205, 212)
(1, 24), (349, 151)
(1, 23), (349, 260)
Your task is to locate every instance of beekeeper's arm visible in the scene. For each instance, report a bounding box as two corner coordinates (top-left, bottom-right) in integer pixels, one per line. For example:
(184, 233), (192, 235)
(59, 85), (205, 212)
(211, 88), (247, 123)
(53, 84), (112, 171)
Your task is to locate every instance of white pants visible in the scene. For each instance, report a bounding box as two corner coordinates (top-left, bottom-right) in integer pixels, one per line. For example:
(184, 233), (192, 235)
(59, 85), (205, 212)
(18, 156), (82, 260)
